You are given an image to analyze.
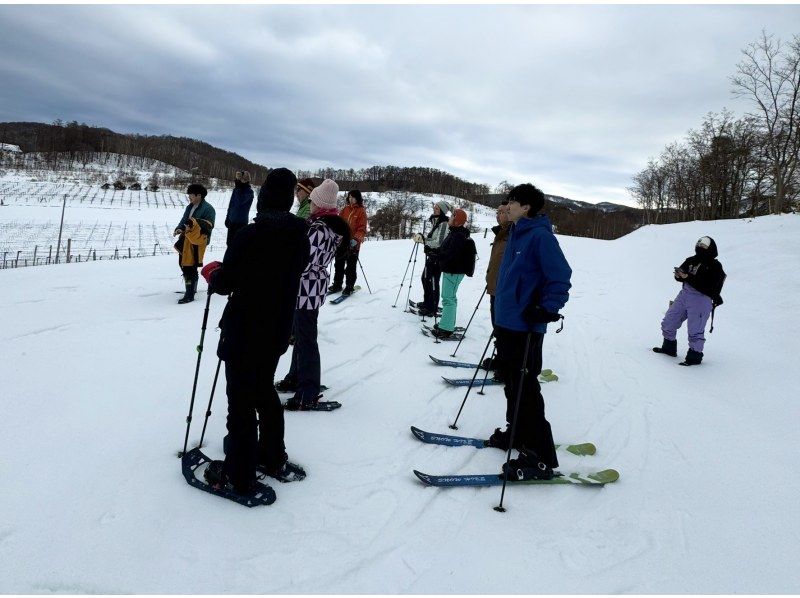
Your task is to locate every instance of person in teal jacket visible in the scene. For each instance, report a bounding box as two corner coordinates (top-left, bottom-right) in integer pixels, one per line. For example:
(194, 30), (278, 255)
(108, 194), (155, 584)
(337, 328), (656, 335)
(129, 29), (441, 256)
(173, 184), (216, 304)
(489, 183), (571, 481)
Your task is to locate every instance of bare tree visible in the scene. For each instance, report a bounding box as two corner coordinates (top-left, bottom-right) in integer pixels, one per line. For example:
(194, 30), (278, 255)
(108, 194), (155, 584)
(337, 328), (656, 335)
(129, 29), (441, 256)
(731, 31), (800, 213)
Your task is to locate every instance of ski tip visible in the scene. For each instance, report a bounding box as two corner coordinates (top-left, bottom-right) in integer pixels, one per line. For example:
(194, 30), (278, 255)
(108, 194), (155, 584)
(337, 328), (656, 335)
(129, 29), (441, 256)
(410, 426), (425, 440)
(590, 469), (620, 484)
(566, 442), (597, 456)
(413, 470), (434, 485)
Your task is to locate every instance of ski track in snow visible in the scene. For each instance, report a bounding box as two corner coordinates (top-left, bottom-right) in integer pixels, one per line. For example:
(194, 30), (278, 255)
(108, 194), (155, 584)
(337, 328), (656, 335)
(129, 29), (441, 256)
(1, 206), (799, 592)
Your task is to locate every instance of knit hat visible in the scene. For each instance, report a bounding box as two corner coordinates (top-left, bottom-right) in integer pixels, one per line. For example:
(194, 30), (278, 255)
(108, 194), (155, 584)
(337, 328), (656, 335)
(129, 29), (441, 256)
(257, 167), (297, 213)
(435, 200), (451, 215)
(310, 179), (339, 210)
(452, 208), (468, 227)
(297, 177), (315, 195)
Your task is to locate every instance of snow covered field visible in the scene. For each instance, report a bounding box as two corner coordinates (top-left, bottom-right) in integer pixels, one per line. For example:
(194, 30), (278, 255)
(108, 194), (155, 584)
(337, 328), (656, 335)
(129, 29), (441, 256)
(1, 211), (798, 593)
(0, 172), (495, 265)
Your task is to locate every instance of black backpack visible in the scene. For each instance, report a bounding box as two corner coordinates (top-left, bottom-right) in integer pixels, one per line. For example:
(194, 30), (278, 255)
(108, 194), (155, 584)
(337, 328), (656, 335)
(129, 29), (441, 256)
(464, 238), (477, 277)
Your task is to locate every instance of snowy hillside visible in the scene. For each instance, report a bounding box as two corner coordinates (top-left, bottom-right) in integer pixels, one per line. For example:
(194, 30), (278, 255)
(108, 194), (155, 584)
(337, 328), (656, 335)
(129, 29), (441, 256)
(1, 211), (799, 592)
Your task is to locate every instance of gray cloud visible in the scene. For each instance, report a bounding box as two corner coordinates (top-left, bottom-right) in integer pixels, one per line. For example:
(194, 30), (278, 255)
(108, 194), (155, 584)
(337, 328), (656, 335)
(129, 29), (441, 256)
(1, 4), (798, 205)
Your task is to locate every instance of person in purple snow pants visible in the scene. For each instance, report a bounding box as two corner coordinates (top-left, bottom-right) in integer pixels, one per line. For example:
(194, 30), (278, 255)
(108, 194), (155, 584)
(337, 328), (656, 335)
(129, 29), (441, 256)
(653, 236), (726, 366)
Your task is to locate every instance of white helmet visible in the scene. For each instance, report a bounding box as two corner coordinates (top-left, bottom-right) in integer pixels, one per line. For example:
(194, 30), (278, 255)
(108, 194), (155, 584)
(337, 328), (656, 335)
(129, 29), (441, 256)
(696, 236), (712, 249)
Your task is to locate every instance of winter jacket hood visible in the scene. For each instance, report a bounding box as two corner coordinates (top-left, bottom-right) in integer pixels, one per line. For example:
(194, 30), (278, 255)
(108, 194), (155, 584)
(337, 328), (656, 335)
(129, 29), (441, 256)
(494, 215), (572, 333)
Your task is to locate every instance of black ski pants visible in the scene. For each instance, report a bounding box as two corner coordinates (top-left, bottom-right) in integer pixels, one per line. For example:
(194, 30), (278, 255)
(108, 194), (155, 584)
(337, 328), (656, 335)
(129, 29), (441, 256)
(494, 327), (558, 468)
(286, 308), (321, 402)
(222, 353), (286, 489)
(333, 249), (359, 290)
(421, 253), (441, 312)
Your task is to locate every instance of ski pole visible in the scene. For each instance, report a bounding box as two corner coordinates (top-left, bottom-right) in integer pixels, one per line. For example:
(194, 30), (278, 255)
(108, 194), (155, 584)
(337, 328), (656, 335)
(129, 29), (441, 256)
(197, 358), (222, 449)
(449, 331), (494, 430)
(357, 257), (372, 294)
(495, 332), (532, 513)
(393, 241), (418, 308)
(405, 241), (421, 313)
(180, 291), (213, 458)
(450, 285), (487, 358)
(402, 220), (428, 312)
(477, 345), (496, 395)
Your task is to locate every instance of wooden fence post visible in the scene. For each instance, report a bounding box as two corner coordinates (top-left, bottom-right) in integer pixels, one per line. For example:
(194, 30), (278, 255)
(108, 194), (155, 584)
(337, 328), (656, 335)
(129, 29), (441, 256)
(66, 238), (72, 263)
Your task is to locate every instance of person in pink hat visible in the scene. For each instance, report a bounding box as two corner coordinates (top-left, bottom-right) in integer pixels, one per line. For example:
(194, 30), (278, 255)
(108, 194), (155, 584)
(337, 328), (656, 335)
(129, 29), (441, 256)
(276, 179), (351, 409)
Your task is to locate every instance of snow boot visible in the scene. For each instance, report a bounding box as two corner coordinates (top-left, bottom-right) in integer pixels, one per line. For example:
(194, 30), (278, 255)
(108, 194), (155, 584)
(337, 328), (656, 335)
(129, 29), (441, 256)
(341, 286), (354, 296)
(679, 348), (703, 366)
(487, 427), (512, 450)
(260, 460), (307, 483)
(652, 338), (677, 357)
(203, 460), (258, 495)
(430, 325), (453, 340)
(481, 357), (495, 371)
(178, 277), (197, 304)
(327, 283), (343, 294)
(284, 394), (320, 411)
(501, 447), (555, 481)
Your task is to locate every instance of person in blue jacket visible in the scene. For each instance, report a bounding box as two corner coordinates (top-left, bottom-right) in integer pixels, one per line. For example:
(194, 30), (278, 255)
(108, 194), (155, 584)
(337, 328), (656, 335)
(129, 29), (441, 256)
(225, 171), (254, 246)
(489, 183), (572, 481)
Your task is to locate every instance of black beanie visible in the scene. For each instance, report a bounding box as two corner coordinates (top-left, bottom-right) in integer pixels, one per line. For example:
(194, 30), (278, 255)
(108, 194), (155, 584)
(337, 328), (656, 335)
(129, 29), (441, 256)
(257, 168), (297, 213)
(507, 183), (545, 215)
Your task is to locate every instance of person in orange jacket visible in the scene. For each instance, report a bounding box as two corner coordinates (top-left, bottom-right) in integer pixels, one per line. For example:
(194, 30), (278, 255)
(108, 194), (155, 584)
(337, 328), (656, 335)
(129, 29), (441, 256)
(329, 190), (367, 295)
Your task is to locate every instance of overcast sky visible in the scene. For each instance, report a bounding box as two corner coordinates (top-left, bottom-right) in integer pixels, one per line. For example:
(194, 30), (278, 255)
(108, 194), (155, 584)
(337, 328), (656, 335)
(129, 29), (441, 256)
(1, 4), (798, 205)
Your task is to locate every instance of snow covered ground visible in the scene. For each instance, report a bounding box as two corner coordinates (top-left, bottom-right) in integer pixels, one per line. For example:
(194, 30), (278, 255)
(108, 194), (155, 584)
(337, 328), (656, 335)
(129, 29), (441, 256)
(1, 211), (799, 593)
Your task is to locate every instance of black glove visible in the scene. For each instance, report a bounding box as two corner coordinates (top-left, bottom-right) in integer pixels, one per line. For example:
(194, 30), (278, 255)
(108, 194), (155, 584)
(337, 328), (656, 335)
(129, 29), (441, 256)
(525, 304), (561, 324)
(712, 295), (723, 307)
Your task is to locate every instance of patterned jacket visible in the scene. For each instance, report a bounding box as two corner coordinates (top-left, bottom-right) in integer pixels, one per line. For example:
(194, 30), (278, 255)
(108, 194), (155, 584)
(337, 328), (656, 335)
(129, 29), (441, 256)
(296, 214), (350, 310)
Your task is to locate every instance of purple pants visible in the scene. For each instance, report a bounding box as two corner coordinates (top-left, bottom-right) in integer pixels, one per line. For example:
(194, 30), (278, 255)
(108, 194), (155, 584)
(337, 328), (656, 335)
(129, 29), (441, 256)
(661, 285), (712, 352)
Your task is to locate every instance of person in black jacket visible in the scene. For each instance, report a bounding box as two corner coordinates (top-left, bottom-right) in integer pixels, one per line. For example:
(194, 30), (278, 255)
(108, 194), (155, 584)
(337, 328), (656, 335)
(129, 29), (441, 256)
(199, 168), (311, 496)
(224, 171), (254, 246)
(653, 236), (726, 366)
(429, 208), (476, 339)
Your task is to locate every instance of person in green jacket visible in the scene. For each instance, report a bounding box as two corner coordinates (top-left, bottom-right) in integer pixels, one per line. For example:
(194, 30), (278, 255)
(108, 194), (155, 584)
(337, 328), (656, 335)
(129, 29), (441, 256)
(294, 178), (315, 220)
